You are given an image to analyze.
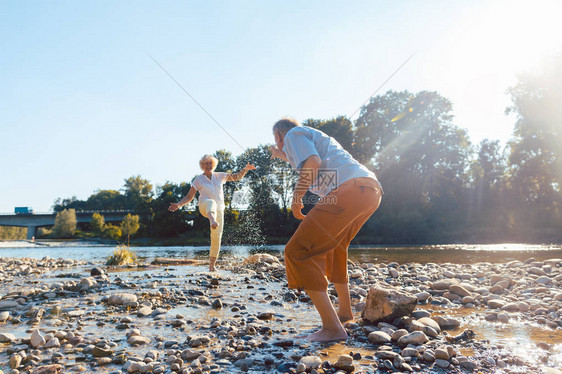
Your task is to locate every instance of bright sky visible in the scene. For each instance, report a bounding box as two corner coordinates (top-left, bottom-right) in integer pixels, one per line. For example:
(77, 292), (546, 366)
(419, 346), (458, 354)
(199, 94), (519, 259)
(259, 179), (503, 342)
(1, 0), (561, 212)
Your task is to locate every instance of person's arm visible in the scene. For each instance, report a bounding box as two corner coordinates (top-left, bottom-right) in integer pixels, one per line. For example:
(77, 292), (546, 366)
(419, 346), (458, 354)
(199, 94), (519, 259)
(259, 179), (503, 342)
(270, 145), (289, 162)
(291, 155), (322, 220)
(168, 186), (197, 212)
(226, 163), (256, 182)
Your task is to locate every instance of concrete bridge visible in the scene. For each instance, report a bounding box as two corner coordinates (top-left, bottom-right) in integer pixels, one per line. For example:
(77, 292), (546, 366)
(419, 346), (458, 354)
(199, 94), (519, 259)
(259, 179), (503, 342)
(0, 210), (135, 240)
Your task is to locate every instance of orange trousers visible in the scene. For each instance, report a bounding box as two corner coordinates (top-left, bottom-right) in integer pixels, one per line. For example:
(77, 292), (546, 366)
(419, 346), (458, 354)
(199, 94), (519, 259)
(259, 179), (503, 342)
(285, 177), (382, 291)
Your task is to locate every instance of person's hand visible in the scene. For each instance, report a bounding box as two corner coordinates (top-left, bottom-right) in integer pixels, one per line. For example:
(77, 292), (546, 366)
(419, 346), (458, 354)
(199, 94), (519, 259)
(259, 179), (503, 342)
(168, 203), (180, 212)
(245, 163), (256, 171)
(291, 195), (306, 220)
(270, 145), (284, 160)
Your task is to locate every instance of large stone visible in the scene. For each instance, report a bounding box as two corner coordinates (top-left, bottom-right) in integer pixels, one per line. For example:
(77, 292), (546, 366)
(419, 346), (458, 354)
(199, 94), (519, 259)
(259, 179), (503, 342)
(30, 329), (46, 348)
(417, 317), (441, 333)
(487, 299), (506, 309)
(0, 300), (19, 310)
(449, 285), (471, 297)
(0, 333), (16, 343)
(361, 282), (417, 324)
(127, 335), (150, 346)
(30, 364), (63, 374)
(333, 355), (354, 372)
(432, 316), (461, 329)
(431, 279), (458, 290)
(397, 331), (429, 347)
(368, 331), (392, 344)
(0, 311), (9, 322)
(108, 293), (138, 305)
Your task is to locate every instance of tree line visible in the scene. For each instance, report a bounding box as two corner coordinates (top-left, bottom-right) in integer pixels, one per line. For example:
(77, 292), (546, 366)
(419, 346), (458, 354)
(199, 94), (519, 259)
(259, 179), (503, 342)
(51, 54), (562, 244)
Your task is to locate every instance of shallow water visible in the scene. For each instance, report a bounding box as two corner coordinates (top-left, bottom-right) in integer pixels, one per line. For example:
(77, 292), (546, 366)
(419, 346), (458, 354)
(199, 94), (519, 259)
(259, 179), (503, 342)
(1, 242), (561, 264)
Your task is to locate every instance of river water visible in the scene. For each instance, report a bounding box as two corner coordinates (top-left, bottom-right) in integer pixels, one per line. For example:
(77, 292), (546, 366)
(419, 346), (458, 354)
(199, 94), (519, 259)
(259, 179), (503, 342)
(1, 241), (561, 264)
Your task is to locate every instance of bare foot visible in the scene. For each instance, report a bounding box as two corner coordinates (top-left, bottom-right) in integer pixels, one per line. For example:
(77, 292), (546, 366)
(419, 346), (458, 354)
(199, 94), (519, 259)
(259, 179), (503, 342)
(305, 328), (348, 342)
(210, 220), (219, 229)
(338, 314), (354, 323)
(209, 266), (217, 272)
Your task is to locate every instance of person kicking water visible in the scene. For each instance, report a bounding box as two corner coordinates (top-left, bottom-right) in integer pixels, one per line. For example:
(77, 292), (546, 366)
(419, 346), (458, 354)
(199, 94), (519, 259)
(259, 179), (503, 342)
(270, 118), (383, 342)
(169, 154), (255, 271)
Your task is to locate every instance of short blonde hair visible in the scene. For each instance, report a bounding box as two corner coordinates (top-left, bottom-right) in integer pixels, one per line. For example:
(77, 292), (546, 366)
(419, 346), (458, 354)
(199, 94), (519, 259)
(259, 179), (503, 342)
(199, 155), (219, 171)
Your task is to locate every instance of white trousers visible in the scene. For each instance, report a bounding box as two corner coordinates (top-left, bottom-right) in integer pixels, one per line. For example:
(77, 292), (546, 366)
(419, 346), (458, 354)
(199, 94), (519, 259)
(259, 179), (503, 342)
(199, 199), (224, 258)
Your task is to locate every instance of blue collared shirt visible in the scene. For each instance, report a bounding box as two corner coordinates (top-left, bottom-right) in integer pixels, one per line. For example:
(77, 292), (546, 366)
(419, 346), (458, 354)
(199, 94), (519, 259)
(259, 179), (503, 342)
(283, 126), (378, 197)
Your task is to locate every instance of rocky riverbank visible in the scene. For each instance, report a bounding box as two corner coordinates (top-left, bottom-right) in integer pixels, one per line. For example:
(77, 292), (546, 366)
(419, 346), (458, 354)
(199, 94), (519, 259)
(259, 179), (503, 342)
(0, 255), (561, 374)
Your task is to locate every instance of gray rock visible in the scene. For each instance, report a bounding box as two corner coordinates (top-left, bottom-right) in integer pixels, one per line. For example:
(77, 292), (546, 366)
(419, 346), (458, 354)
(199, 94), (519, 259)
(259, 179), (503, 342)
(0, 333), (16, 343)
(487, 299), (506, 309)
(108, 293), (137, 305)
(368, 331), (392, 344)
(449, 284), (471, 297)
(0, 311), (9, 322)
(417, 317), (441, 333)
(137, 306), (152, 317)
(397, 331), (429, 347)
(460, 360), (478, 370)
(30, 329), (45, 348)
(361, 282), (417, 324)
(127, 335), (150, 346)
(0, 300), (19, 310)
(435, 359), (450, 368)
(431, 279), (458, 290)
(415, 292), (431, 302)
(298, 356), (322, 370)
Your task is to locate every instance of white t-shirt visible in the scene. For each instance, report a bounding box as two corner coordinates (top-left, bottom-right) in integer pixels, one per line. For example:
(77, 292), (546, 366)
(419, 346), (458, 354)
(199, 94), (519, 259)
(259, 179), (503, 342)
(192, 172), (229, 209)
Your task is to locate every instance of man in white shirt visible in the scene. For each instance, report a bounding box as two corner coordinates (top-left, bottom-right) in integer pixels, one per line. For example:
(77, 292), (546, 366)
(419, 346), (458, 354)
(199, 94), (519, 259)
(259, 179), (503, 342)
(271, 118), (382, 341)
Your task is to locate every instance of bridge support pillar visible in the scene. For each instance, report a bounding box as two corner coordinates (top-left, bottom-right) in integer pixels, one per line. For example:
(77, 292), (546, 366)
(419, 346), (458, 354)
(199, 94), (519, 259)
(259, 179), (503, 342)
(27, 226), (37, 240)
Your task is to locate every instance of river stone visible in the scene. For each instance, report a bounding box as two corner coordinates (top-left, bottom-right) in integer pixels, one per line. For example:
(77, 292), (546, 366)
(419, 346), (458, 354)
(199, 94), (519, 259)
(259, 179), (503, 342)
(0, 300), (19, 310)
(0, 333), (16, 343)
(460, 360), (478, 370)
(108, 293), (137, 305)
(137, 306), (152, 317)
(368, 331), (392, 344)
(92, 346), (113, 357)
(9, 355), (22, 369)
(299, 356), (322, 370)
(529, 267), (546, 276)
(402, 348), (419, 357)
(0, 311), (9, 322)
(361, 282), (417, 324)
(397, 331), (429, 347)
(391, 329), (409, 341)
(333, 355), (354, 372)
(127, 335), (150, 346)
(488, 299), (506, 309)
(497, 313), (510, 323)
(44, 337), (60, 348)
(501, 303), (520, 312)
(435, 359), (450, 368)
(415, 292), (431, 302)
(181, 349), (201, 361)
(449, 285), (471, 297)
(417, 317), (441, 333)
(31, 329), (46, 348)
(434, 346), (450, 360)
(431, 279), (458, 290)
(536, 276), (552, 285)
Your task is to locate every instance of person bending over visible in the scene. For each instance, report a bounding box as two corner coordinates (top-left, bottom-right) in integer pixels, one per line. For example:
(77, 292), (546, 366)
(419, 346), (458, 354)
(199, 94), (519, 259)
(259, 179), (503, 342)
(270, 118), (383, 342)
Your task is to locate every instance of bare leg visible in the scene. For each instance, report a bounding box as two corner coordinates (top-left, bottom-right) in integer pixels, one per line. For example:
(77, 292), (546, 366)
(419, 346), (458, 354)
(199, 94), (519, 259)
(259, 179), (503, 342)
(207, 211), (219, 230)
(209, 256), (217, 272)
(334, 283), (353, 322)
(304, 289), (348, 342)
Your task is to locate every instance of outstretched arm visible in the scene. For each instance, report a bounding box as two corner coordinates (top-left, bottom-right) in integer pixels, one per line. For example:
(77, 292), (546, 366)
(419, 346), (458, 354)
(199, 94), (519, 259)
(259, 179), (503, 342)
(168, 186), (197, 212)
(226, 163), (256, 182)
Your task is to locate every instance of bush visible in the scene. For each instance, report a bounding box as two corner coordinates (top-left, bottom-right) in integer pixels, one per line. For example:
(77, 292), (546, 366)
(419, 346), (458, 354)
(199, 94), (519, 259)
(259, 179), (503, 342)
(107, 245), (138, 265)
(52, 209), (77, 238)
(90, 212), (105, 235)
(104, 224), (122, 240)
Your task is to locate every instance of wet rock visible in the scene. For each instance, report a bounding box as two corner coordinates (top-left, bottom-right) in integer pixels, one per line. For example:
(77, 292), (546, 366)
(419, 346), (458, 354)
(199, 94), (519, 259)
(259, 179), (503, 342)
(333, 354), (354, 372)
(257, 311), (275, 320)
(299, 356), (322, 370)
(31, 364), (63, 373)
(361, 281), (417, 324)
(92, 346), (113, 357)
(497, 313), (510, 323)
(415, 292), (431, 302)
(90, 267), (105, 276)
(212, 299), (223, 309)
(417, 317), (441, 333)
(0, 300), (19, 310)
(368, 331), (391, 344)
(487, 299), (506, 309)
(460, 360), (478, 370)
(127, 335), (151, 346)
(31, 329), (46, 348)
(397, 331), (429, 346)
(9, 354), (22, 369)
(435, 358), (450, 368)
(108, 293), (138, 305)
(432, 315), (460, 330)
(449, 284), (471, 297)
(0, 332), (16, 343)
(0, 311), (9, 322)
(137, 306), (152, 317)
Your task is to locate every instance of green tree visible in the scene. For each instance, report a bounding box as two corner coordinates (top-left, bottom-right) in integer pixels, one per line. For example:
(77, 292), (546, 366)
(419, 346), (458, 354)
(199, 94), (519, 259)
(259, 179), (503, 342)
(104, 224), (122, 240)
(123, 176), (154, 236)
(120, 214), (140, 245)
(304, 116), (355, 154)
(151, 181), (193, 238)
(90, 212), (106, 235)
(52, 209), (77, 238)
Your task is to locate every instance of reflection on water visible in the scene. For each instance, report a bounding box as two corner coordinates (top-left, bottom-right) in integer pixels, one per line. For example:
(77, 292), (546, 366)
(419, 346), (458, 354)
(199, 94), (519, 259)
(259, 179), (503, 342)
(1, 243), (561, 265)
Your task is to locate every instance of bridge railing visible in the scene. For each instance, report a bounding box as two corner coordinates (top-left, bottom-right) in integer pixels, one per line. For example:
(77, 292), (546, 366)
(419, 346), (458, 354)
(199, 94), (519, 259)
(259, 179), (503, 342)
(0, 209), (136, 216)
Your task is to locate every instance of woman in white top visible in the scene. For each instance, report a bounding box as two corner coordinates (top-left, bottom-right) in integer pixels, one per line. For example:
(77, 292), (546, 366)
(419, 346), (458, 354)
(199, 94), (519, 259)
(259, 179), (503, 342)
(169, 155), (256, 271)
